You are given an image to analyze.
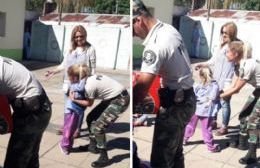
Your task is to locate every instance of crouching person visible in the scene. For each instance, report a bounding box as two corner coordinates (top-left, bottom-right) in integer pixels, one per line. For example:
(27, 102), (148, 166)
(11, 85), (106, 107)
(68, 64), (129, 167)
(0, 56), (52, 168)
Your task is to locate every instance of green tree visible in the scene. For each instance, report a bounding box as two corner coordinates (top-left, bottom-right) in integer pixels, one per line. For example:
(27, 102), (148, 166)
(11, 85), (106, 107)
(94, 0), (130, 14)
(241, 0), (260, 11)
(26, 0), (45, 12)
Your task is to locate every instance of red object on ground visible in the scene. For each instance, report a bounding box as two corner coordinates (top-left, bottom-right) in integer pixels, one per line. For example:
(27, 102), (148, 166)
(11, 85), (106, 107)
(133, 71), (160, 114)
(0, 96), (13, 134)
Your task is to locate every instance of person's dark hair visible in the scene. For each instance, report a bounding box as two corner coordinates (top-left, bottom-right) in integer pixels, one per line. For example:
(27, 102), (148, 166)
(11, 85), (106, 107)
(133, 0), (152, 18)
(70, 25), (90, 53)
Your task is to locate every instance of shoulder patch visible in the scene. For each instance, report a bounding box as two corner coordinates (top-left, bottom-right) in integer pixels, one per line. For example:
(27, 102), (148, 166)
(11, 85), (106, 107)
(143, 50), (156, 65)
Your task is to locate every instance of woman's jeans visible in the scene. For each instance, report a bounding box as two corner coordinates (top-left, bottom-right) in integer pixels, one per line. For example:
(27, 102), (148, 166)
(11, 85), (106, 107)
(217, 98), (231, 127)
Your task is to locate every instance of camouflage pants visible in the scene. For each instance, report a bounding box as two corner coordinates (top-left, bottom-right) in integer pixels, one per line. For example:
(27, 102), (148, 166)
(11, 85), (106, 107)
(151, 90), (196, 168)
(238, 94), (257, 137)
(90, 90), (129, 149)
(247, 97), (260, 144)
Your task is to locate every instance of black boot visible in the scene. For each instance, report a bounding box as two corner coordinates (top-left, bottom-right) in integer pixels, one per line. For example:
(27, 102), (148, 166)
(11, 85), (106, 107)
(91, 149), (109, 167)
(88, 138), (99, 154)
(239, 143), (257, 165)
(229, 135), (247, 150)
(237, 135), (248, 150)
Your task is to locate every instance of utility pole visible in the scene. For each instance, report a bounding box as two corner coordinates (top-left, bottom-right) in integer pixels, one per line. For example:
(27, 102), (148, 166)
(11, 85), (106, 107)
(207, 0), (212, 21)
(58, 0), (63, 25)
(115, 0), (119, 14)
(191, 0), (195, 11)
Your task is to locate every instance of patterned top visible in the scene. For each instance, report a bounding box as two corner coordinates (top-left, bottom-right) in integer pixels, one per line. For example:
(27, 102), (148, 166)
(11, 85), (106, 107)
(65, 78), (86, 113)
(194, 80), (220, 117)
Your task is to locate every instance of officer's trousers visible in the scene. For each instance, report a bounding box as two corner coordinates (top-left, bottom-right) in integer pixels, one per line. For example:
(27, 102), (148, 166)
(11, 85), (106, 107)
(151, 92), (196, 168)
(4, 92), (52, 168)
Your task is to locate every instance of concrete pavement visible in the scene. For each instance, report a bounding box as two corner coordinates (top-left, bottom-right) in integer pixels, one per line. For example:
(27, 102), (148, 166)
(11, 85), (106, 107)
(0, 61), (130, 168)
(134, 60), (260, 168)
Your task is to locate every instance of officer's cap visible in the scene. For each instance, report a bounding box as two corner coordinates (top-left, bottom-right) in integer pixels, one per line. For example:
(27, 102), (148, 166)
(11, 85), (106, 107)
(133, 0), (149, 19)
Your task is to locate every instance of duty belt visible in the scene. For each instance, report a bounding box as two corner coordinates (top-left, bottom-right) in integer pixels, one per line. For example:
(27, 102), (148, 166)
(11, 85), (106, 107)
(12, 90), (47, 111)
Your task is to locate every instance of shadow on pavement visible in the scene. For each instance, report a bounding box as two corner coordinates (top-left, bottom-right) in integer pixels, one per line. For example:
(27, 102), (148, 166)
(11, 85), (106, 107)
(106, 122), (130, 134)
(244, 160), (260, 168)
(21, 60), (59, 71)
(184, 138), (231, 151)
(109, 153), (130, 166)
(71, 137), (130, 153)
(107, 137), (130, 151)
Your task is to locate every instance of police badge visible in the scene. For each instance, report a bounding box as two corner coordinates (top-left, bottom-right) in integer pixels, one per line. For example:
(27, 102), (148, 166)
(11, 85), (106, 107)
(143, 50), (156, 65)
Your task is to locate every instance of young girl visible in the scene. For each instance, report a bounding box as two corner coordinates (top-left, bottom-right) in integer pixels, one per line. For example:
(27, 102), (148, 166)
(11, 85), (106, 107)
(184, 66), (221, 152)
(59, 64), (88, 155)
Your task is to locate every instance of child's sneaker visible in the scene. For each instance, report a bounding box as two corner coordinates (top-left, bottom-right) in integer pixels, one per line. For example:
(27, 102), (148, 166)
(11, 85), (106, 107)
(210, 145), (221, 153)
(59, 143), (69, 155)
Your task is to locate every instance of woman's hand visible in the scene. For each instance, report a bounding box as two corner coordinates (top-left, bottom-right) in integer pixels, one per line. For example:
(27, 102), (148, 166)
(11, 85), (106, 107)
(44, 70), (55, 80)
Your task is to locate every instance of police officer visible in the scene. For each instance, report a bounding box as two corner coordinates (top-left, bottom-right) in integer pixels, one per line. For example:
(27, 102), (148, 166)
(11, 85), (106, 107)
(132, 0), (196, 167)
(220, 41), (260, 165)
(0, 56), (52, 168)
(69, 72), (129, 167)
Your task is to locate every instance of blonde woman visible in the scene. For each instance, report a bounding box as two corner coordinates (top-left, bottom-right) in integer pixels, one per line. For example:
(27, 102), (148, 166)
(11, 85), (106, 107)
(184, 66), (221, 152)
(220, 41), (260, 165)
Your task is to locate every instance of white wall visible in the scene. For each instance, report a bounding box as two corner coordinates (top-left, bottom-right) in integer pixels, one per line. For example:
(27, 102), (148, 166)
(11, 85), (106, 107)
(180, 16), (260, 60)
(0, 0), (25, 49)
(32, 21), (130, 70)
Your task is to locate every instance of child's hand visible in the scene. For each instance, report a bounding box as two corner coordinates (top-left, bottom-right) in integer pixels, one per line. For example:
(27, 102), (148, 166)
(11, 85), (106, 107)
(69, 91), (75, 101)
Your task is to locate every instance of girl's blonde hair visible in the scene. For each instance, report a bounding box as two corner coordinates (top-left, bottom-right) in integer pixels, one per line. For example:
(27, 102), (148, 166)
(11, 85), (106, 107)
(67, 64), (89, 80)
(228, 41), (244, 60)
(199, 66), (213, 85)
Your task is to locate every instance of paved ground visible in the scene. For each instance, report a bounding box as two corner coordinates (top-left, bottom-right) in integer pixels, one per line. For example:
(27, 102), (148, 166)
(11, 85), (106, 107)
(134, 59), (260, 168)
(0, 61), (130, 168)
(1, 59), (260, 168)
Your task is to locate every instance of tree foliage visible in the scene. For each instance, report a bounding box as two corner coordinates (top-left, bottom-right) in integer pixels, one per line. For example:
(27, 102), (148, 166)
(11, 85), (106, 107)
(93, 0), (129, 14)
(61, 0), (129, 14)
(26, 0), (45, 12)
(241, 0), (260, 11)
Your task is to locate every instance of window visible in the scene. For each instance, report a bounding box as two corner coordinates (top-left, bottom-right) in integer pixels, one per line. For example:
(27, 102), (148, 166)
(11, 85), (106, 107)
(0, 11), (6, 37)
